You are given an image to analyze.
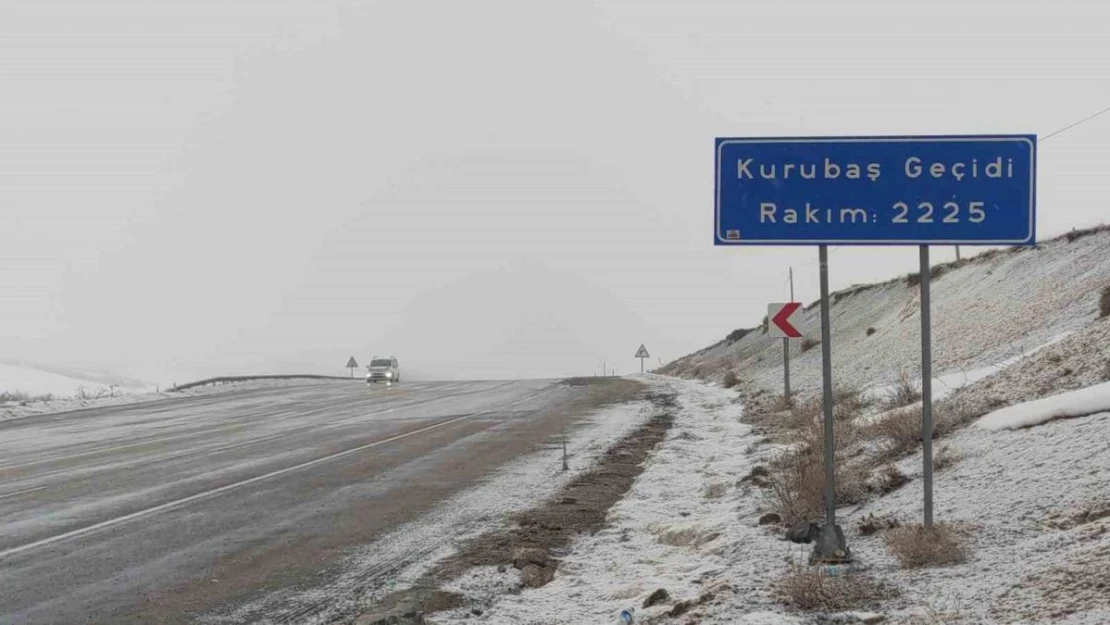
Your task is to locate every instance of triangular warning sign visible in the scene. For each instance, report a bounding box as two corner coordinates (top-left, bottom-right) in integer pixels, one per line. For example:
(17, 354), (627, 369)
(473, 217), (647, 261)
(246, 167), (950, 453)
(345, 356), (359, 368)
(634, 344), (650, 359)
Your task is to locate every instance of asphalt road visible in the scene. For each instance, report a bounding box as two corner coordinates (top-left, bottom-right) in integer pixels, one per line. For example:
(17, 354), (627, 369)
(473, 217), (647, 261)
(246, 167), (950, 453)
(0, 378), (638, 624)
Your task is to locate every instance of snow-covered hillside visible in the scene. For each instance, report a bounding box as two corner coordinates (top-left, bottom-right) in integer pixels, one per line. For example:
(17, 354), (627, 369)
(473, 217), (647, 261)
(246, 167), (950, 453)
(661, 226), (1110, 397)
(0, 362), (150, 400)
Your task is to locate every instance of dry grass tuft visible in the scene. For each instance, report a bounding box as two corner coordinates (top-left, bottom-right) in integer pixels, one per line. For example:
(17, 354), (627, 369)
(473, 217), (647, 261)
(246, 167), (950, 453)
(785, 396), (822, 430)
(1063, 224), (1110, 243)
(856, 512), (902, 536)
(771, 561), (899, 612)
(75, 385), (119, 401)
(721, 370), (739, 389)
(758, 389), (873, 525)
(764, 440), (870, 526)
(879, 368), (921, 410)
(0, 391), (55, 403)
(772, 394), (795, 412)
(902, 602), (967, 625)
(795, 413), (864, 458)
(782, 389), (867, 431)
(833, 387), (870, 419)
(867, 406), (922, 461)
(866, 327), (877, 336)
(866, 401), (979, 463)
(934, 399), (983, 437)
(871, 464), (911, 495)
(703, 481), (729, 500)
(933, 445), (962, 472)
(884, 523), (970, 569)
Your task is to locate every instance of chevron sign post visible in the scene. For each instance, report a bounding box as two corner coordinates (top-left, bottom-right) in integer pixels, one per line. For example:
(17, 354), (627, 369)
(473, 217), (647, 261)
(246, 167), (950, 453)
(768, 302), (803, 399)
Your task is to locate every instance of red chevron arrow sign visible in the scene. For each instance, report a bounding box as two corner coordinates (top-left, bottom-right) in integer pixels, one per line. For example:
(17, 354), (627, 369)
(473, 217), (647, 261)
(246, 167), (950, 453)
(768, 302), (803, 338)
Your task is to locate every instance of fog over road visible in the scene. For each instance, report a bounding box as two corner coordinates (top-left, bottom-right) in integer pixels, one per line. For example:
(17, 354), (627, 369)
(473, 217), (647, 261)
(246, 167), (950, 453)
(0, 378), (633, 624)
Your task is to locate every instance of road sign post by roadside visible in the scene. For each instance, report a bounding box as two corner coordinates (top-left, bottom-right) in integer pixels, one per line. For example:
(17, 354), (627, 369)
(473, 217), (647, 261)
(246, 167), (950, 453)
(345, 356), (359, 378)
(787, 267), (795, 397)
(768, 302), (803, 397)
(635, 345), (650, 374)
(919, 245), (935, 527)
(716, 135), (1036, 552)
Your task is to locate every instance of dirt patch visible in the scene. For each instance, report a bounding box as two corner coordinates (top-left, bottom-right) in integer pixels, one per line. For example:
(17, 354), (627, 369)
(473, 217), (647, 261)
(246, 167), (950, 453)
(436, 394), (676, 579)
(1044, 500), (1110, 531)
(351, 586), (464, 624)
(353, 390), (678, 621)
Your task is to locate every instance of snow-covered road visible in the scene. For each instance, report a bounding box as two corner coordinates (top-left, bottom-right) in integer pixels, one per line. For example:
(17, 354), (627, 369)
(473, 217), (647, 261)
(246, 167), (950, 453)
(0, 378), (643, 624)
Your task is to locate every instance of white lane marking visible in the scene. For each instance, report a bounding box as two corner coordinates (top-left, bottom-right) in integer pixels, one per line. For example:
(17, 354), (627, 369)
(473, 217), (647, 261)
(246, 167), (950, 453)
(0, 486), (47, 502)
(0, 386), (552, 561)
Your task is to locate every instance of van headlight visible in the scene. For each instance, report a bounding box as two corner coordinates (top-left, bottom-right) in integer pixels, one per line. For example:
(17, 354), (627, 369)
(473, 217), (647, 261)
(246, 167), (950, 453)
(385, 372), (393, 378)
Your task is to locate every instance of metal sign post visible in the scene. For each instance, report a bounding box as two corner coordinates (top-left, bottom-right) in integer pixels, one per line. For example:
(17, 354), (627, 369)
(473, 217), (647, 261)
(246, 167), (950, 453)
(783, 338), (790, 398)
(768, 302), (803, 397)
(635, 345), (650, 374)
(920, 245), (935, 529)
(715, 134), (1037, 559)
(818, 245), (835, 527)
(786, 268), (795, 398)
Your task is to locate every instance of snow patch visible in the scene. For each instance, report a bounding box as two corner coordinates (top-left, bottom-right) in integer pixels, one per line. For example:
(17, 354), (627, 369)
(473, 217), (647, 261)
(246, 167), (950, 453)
(976, 381), (1110, 430)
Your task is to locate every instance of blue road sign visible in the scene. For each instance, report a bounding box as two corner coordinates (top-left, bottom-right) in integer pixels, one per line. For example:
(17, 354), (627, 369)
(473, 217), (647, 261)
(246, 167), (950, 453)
(714, 135), (1036, 246)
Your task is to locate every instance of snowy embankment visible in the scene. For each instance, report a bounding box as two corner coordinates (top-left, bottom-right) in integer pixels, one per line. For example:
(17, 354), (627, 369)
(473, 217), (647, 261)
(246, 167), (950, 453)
(662, 227), (1110, 399)
(434, 375), (1110, 625)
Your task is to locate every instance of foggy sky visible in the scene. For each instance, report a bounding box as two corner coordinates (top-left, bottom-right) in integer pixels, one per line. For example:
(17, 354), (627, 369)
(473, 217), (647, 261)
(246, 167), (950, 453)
(2, 0), (1109, 384)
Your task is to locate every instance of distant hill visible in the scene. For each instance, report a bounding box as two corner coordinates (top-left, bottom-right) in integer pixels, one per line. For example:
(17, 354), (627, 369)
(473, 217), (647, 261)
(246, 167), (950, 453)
(0, 361), (152, 399)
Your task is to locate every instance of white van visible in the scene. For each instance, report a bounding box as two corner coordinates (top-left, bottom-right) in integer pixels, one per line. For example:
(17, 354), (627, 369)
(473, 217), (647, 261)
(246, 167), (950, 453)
(366, 357), (400, 384)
